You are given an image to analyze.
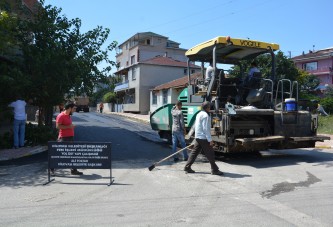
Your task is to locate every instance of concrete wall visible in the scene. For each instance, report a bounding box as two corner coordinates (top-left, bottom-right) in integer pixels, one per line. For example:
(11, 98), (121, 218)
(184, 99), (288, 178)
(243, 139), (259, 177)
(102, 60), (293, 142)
(149, 87), (184, 113)
(116, 35), (187, 69)
(122, 64), (192, 113)
(140, 64), (187, 86)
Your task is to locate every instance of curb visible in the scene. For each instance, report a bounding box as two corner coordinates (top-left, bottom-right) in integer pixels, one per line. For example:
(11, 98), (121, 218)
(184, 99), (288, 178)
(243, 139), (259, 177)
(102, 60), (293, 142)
(0, 146), (48, 162)
(104, 112), (150, 124)
(315, 145), (333, 149)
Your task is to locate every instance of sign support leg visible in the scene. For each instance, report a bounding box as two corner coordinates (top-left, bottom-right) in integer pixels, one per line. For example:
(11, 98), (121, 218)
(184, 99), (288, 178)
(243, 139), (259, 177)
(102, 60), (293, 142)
(43, 168), (55, 185)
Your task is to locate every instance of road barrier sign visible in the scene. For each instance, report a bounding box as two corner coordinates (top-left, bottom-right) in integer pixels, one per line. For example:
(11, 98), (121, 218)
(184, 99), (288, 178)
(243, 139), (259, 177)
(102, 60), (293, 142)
(45, 141), (113, 186)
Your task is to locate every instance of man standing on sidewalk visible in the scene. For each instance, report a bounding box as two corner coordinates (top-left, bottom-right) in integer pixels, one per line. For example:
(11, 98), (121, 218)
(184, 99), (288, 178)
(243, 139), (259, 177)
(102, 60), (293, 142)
(171, 101), (188, 162)
(184, 101), (224, 175)
(8, 95), (27, 149)
(53, 102), (83, 175)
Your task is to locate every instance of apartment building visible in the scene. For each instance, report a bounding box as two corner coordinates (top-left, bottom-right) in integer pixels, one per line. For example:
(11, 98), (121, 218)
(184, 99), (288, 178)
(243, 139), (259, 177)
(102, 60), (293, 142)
(292, 47), (333, 86)
(114, 32), (199, 114)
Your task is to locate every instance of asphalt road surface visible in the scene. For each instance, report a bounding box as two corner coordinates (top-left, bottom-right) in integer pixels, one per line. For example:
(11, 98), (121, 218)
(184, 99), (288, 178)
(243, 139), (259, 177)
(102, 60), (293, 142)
(0, 112), (332, 226)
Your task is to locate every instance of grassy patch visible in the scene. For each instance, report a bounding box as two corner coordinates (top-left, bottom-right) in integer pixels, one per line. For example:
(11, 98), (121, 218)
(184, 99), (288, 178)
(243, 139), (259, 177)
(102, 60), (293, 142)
(317, 115), (333, 135)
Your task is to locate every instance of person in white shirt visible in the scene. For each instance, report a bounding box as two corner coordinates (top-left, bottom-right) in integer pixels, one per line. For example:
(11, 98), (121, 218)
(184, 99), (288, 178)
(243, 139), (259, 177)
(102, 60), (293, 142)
(205, 61), (214, 84)
(8, 96), (27, 149)
(184, 101), (224, 175)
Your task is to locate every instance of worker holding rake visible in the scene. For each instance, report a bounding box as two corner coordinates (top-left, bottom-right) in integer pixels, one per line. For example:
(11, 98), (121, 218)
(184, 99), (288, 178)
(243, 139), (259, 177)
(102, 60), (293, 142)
(184, 101), (224, 175)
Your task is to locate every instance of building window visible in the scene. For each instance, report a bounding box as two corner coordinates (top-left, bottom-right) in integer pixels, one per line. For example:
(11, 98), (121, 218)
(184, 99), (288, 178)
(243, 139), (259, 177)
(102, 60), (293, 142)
(303, 62), (317, 71)
(146, 39), (151, 45)
(132, 68), (137, 80)
(184, 68), (187, 75)
(131, 55), (135, 65)
(152, 92), (157, 105)
(162, 90), (168, 104)
(126, 91), (135, 104)
(191, 69), (195, 74)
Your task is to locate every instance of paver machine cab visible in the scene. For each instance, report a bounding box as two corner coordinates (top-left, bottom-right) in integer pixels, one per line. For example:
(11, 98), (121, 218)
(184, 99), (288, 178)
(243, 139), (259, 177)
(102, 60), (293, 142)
(150, 36), (329, 153)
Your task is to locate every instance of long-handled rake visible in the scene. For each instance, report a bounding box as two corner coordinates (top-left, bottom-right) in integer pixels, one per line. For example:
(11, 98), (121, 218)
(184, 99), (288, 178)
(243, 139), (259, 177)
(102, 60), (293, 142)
(148, 144), (194, 171)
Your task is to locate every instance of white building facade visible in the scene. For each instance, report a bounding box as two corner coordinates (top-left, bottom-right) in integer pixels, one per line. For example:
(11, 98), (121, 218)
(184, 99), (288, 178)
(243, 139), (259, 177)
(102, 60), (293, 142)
(114, 32), (199, 114)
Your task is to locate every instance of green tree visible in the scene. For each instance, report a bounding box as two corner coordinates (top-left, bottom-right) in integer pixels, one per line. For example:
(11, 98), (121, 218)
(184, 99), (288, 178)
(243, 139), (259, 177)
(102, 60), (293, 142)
(324, 86), (333, 98)
(274, 51), (299, 81)
(90, 87), (109, 106)
(90, 75), (121, 106)
(103, 91), (117, 103)
(320, 97), (333, 113)
(297, 70), (320, 100)
(0, 7), (22, 106)
(230, 51), (300, 81)
(297, 70), (320, 91)
(16, 1), (117, 126)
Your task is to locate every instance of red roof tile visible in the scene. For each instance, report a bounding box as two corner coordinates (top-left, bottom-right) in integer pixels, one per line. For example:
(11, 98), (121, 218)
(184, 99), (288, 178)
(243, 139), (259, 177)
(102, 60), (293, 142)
(141, 56), (200, 68)
(292, 47), (333, 61)
(152, 72), (203, 91)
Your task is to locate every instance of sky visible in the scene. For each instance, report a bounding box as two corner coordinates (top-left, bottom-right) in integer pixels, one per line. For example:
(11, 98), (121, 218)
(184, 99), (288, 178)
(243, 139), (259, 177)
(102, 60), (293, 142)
(45, 0), (332, 73)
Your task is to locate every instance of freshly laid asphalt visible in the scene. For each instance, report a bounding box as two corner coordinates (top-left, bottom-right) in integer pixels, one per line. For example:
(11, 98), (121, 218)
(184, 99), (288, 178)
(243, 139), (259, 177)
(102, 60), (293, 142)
(0, 112), (332, 162)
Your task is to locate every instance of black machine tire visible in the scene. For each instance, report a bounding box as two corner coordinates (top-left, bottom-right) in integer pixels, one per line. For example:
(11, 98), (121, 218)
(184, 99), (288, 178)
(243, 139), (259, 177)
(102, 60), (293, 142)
(158, 130), (172, 145)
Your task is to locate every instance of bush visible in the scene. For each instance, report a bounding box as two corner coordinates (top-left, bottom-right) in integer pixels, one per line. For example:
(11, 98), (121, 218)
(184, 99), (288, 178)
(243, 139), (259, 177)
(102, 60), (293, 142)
(102, 92), (117, 103)
(299, 92), (318, 101)
(0, 123), (57, 149)
(318, 115), (333, 134)
(90, 88), (109, 106)
(25, 123), (58, 146)
(0, 132), (13, 149)
(319, 97), (333, 114)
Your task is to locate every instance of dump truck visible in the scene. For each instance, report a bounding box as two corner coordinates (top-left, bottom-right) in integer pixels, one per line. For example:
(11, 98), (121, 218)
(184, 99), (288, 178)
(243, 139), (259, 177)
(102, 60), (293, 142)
(74, 96), (90, 112)
(150, 36), (329, 153)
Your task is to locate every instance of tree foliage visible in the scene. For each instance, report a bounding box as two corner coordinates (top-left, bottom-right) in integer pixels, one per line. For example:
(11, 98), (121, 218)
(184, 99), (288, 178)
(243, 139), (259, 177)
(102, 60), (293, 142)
(229, 50), (321, 98)
(297, 70), (320, 91)
(1, 0), (117, 126)
(103, 91), (117, 103)
(90, 87), (109, 106)
(324, 87), (333, 98)
(230, 51), (300, 82)
(0, 4), (25, 105)
(320, 97), (333, 114)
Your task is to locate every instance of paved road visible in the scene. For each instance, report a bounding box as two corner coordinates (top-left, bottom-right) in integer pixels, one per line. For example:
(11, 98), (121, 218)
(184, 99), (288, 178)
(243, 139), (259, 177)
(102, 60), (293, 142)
(0, 112), (332, 226)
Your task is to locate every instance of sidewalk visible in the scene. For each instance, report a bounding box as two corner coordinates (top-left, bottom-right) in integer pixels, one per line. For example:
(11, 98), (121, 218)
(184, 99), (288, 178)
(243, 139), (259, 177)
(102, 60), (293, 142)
(0, 145), (48, 162)
(105, 112), (150, 124)
(315, 134), (333, 149)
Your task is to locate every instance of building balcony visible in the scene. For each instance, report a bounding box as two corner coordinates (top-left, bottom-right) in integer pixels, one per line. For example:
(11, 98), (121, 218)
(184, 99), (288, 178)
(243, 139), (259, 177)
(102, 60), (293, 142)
(114, 80), (129, 92)
(307, 67), (332, 75)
